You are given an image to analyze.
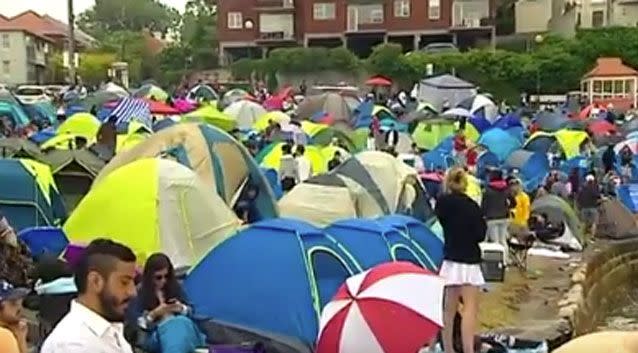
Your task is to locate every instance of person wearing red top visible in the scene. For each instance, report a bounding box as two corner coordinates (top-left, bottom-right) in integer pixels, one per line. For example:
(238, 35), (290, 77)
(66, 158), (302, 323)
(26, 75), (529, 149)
(466, 147), (478, 173)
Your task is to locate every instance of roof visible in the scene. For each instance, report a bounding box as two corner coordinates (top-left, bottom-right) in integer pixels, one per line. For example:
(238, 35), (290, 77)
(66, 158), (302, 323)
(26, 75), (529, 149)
(583, 57), (638, 79)
(0, 10), (95, 46)
(421, 74), (475, 89)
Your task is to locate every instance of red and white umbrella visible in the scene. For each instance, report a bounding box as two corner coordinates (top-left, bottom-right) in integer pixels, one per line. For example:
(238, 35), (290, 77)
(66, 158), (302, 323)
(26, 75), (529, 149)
(317, 262), (445, 353)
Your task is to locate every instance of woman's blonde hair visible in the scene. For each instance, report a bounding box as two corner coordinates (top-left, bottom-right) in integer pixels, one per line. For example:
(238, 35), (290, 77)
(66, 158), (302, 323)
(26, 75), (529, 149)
(444, 167), (468, 193)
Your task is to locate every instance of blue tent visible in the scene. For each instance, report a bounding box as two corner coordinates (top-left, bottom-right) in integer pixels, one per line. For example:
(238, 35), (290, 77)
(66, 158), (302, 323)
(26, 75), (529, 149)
(0, 101), (31, 127)
(184, 218), (361, 344)
(18, 226), (68, 258)
(617, 184), (638, 213)
(23, 102), (58, 126)
(0, 159), (67, 231)
(152, 118), (177, 132)
(476, 150), (500, 179)
(504, 150), (549, 192)
(493, 113), (523, 130)
(352, 100), (373, 129)
(422, 150), (454, 171)
(325, 218), (432, 270)
(376, 215), (444, 271)
(433, 136), (454, 153)
(469, 116), (491, 133)
(260, 167), (283, 200)
(478, 128), (521, 162)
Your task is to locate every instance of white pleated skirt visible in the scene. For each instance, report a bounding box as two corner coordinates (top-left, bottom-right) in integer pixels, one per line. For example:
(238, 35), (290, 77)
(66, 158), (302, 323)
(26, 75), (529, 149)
(439, 260), (485, 286)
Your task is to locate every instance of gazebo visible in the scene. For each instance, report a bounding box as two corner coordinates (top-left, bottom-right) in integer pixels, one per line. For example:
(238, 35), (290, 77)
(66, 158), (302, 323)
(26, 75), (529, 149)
(581, 57), (638, 110)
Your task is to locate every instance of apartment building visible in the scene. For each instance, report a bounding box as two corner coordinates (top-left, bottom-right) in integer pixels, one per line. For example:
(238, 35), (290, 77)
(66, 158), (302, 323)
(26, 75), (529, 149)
(218, 0), (496, 63)
(0, 10), (95, 85)
(515, 0), (638, 37)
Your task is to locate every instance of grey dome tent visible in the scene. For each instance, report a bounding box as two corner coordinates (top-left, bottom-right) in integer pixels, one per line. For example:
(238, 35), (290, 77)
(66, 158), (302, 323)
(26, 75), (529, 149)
(597, 198), (638, 239)
(531, 194), (584, 251)
(417, 74), (476, 111)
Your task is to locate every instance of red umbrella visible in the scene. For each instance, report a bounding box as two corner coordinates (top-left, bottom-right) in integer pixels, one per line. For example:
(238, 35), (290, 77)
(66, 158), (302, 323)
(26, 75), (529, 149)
(365, 76), (393, 87)
(144, 99), (179, 115)
(317, 262), (444, 353)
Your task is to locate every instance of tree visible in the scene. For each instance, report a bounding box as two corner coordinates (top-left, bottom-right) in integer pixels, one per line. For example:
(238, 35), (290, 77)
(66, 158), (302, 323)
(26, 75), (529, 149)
(78, 0), (179, 38)
(78, 52), (118, 85)
(180, 0), (219, 70)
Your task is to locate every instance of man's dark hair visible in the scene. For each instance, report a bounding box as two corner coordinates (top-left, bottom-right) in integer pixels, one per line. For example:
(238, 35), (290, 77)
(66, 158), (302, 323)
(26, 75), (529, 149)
(74, 239), (136, 294)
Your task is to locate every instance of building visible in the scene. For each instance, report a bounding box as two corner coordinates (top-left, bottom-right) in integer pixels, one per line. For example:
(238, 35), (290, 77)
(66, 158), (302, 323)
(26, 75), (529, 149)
(0, 10), (95, 85)
(218, 0), (496, 63)
(581, 57), (637, 110)
(515, 0), (638, 37)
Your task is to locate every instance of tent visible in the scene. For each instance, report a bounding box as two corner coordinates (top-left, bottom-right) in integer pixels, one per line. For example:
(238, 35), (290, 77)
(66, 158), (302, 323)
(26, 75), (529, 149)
(334, 151), (432, 222)
(0, 138), (44, 159)
(478, 128), (521, 162)
(416, 74), (476, 110)
(532, 111), (569, 132)
(257, 142), (327, 175)
(596, 198), (638, 239)
(300, 121), (356, 151)
(524, 130), (589, 159)
(183, 105), (236, 132)
(457, 94), (498, 123)
(184, 218), (361, 343)
(377, 214), (444, 268)
(220, 88), (250, 108)
(64, 158), (241, 268)
(325, 218), (434, 271)
(132, 84), (168, 101)
(295, 93), (352, 124)
(95, 123), (278, 220)
(278, 173), (385, 226)
(187, 84), (218, 101)
(260, 167), (283, 200)
(504, 150), (549, 191)
(0, 159), (66, 231)
(223, 100), (267, 130)
(18, 226), (69, 258)
(616, 184), (638, 213)
(0, 101), (31, 127)
(531, 194), (583, 251)
(412, 119), (457, 150)
(56, 113), (100, 139)
(622, 118), (638, 135)
(253, 111), (291, 131)
(42, 149), (105, 212)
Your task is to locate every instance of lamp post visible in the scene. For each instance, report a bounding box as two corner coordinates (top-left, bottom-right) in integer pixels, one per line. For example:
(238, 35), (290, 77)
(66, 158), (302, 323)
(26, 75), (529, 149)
(534, 34), (544, 106)
(67, 0), (77, 85)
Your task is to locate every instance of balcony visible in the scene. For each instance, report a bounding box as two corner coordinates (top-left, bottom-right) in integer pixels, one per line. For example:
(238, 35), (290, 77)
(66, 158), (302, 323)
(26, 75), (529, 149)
(451, 0), (492, 28)
(26, 46), (47, 66)
(346, 4), (385, 33)
(256, 31), (296, 43)
(255, 0), (295, 12)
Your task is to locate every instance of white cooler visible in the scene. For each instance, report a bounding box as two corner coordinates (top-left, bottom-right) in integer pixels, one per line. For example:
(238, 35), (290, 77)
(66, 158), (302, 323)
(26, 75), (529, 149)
(479, 242), (506, 282)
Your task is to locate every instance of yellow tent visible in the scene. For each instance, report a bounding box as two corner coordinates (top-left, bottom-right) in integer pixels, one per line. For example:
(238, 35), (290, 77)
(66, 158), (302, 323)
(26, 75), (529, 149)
(258, 142), (327, 174)
(56, 113), (100, 139)
(252, 111), (291, 132)
(41, 134), (96, 150)
(184, 105), (236, 132)
(64, 158), (241, 268)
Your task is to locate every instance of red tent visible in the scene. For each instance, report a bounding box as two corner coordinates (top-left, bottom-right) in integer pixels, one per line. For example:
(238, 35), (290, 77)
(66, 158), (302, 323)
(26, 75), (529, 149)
(145, 99), (179, 115)
(577, 104), (606, 120)
(365, 76), (392, 86)
(587, 119), (617, 136)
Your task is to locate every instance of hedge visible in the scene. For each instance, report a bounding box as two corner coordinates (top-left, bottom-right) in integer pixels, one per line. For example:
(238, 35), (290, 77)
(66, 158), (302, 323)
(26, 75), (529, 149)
(230, 27), (638, 102)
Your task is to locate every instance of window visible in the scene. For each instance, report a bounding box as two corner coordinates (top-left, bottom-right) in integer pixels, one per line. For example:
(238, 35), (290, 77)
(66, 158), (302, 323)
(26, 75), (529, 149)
(593, 80), (602, 93)
(1, 60), (9, 75)
(358, 4), (384, 24)
(313, 3), (336, 20)
(227, 12), (243, 29)
(591, 10), (604, 27)
(614, 80), (625, 95)
(394, 0), (411, 17)
(310, 249), (351, 307)
(1, 34), (9, 49)
(429, 0), (440, 20)
(603, 80), (612, 93)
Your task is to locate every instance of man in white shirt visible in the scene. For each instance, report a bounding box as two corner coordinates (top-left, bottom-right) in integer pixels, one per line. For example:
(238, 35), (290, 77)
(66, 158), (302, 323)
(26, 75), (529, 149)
(41, 239), (138, 353)
(294, 145), (313, 182)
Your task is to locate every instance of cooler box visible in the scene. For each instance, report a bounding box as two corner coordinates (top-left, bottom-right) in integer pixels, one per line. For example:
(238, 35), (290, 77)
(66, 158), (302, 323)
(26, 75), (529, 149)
(480, 242), (505, 282)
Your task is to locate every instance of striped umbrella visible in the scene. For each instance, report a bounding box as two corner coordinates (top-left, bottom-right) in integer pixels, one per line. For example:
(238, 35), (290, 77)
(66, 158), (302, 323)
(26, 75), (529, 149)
(317, 261), (444, 353)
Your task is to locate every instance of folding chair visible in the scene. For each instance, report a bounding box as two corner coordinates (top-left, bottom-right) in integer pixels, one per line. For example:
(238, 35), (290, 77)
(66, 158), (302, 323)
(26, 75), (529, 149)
(507, 231), (536, 271)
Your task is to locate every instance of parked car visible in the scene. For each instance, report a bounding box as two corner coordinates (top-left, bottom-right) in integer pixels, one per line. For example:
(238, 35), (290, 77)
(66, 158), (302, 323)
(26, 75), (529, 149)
(421, 42), (459, 54)
(14, 85), (51, 104)
(44, 85), (67, 99)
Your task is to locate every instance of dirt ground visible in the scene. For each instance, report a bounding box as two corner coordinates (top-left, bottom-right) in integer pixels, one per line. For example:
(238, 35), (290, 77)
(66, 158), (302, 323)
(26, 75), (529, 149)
(478, 254), (579, 331)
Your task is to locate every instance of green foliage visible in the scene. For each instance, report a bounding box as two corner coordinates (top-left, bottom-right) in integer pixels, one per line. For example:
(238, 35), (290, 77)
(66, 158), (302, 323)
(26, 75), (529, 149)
(78, 0), (179, 37)
(365, 43), (416, 86)
(78, 52), (118, 85)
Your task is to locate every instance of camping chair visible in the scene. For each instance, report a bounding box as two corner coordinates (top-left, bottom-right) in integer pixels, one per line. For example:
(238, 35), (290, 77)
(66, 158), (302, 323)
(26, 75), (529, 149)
(507, 228), (536, 271)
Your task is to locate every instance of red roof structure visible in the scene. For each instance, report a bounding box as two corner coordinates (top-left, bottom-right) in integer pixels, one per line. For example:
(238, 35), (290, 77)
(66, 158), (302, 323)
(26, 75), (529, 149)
(583, 57), (638, 78)
(0, 10), (94, 46)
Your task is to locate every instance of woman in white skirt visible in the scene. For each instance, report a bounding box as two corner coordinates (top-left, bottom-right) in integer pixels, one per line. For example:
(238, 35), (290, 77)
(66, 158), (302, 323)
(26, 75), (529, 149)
(435, 167), (487, 353)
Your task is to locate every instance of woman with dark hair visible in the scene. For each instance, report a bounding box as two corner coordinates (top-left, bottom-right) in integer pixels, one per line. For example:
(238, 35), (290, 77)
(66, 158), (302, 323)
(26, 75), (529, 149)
(128, 253), (204, 353)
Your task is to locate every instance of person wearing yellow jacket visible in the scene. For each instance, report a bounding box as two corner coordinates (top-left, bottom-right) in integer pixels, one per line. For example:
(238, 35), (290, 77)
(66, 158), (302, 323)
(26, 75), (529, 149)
(509, 178), (530, 228)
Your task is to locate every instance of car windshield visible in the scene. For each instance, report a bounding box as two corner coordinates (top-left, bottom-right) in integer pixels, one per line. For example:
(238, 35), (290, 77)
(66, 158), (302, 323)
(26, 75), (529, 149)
(16, 88), (45, 96)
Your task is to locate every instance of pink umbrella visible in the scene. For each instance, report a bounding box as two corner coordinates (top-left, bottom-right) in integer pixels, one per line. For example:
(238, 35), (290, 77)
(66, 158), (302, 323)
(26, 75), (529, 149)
(317, 262), (444, 353)
(173, 98), (196, 113)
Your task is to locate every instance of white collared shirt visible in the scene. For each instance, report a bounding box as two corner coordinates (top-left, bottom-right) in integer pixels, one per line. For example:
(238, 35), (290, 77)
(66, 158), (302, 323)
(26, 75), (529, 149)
(41, 300), (133, 353)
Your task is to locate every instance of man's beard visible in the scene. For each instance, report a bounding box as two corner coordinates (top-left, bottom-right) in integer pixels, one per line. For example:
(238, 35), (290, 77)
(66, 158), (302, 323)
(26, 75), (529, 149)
(98, 289), (129, 322)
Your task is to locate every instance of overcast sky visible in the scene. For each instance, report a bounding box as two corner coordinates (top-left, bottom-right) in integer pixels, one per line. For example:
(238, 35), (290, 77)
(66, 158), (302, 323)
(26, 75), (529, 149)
(0, 0), (188, 22)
